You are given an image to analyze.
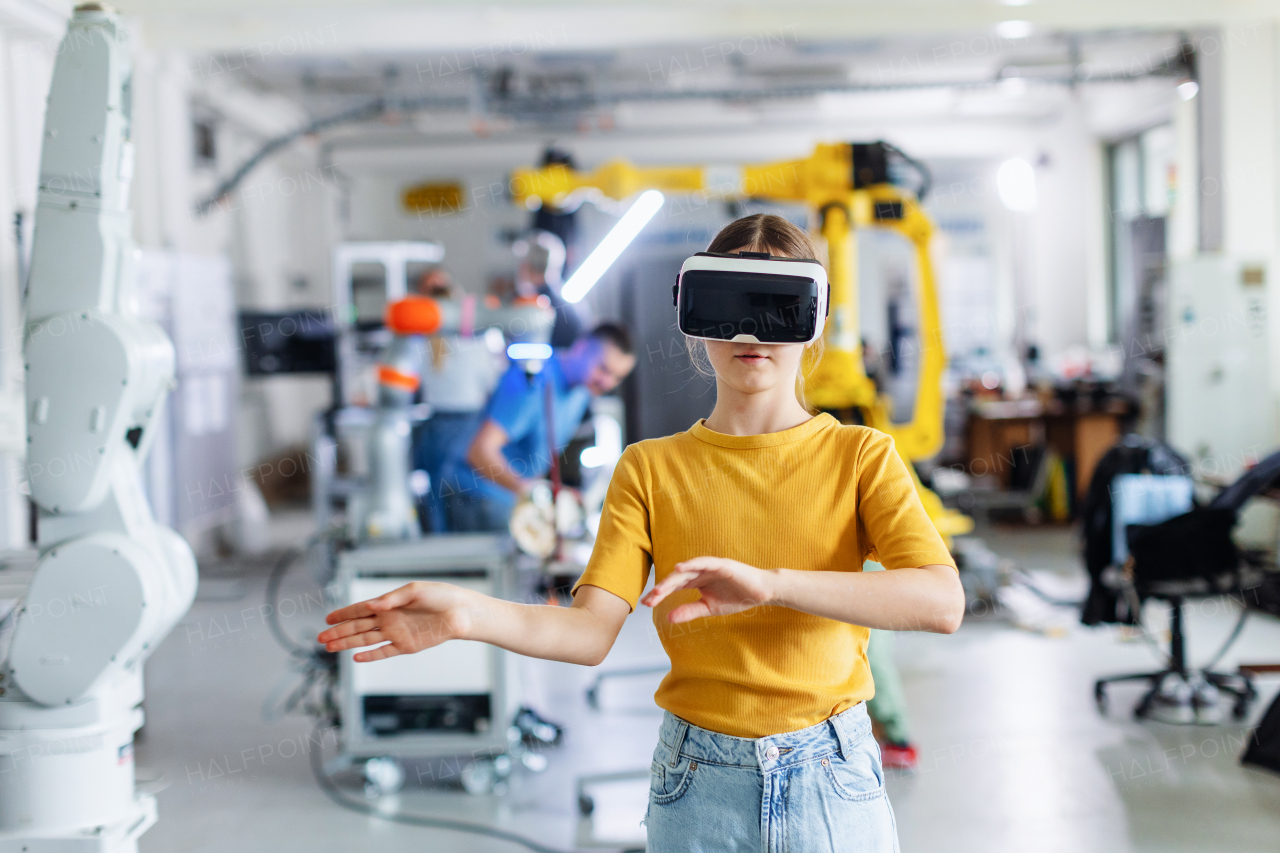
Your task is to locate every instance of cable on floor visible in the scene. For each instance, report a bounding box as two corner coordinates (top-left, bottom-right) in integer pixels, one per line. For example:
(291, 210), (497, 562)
(1010, 570), (1085, 607)
(265, 537), (324, 658)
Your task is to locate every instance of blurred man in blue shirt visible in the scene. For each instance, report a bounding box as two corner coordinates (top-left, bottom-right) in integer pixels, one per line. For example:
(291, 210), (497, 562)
(440, 323), (635, 532)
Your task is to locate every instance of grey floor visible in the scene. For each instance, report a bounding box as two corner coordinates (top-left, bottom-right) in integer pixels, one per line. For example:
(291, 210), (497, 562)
(136, 519), (1280, 852)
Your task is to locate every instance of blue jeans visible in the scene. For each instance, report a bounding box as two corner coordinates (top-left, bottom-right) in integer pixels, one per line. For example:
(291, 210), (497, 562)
(412, 412), (482, 532)
(646, 703), (898, 853)
(438, 464), (517, 533)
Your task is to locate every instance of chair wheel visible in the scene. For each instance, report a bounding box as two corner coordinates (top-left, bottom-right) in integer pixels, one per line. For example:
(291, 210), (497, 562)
(586, 686), (599, 709)
(1233, 699), (1250, 720)
(1094, 685), (1108, 714)
(578, 793), (595, 816)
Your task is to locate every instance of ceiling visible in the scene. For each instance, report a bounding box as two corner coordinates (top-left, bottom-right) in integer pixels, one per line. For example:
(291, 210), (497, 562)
(96, 0), (1279, 53)
(43, 0), (1235, 197)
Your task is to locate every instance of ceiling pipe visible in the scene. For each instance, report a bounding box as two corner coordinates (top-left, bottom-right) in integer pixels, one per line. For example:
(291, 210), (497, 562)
(195, 54), (1190, 215)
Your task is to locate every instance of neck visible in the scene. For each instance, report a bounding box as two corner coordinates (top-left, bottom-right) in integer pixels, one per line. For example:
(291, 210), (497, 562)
(703, 380), (813, 436)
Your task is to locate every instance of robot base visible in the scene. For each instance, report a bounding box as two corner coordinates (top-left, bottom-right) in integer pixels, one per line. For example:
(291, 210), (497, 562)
(0, 795), (154, 853)
(0, 690), (151, 852)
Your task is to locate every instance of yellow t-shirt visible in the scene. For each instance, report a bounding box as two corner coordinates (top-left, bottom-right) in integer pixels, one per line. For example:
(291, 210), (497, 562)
(572, 412), (956, 738)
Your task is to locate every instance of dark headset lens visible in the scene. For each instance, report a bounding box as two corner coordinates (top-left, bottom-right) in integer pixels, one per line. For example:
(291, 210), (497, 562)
(679, 271), (818, 343)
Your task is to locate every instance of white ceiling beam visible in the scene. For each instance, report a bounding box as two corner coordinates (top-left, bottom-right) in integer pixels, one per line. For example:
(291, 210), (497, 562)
(115, 1), (1280, 54)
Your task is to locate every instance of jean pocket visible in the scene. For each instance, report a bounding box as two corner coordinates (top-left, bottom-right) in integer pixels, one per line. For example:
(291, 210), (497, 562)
(650, 755), (698, 805)
(822, 737), (886, 803)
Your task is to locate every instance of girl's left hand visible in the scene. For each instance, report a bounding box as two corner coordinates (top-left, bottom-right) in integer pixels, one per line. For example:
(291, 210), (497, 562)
(640, 557), (776, 623)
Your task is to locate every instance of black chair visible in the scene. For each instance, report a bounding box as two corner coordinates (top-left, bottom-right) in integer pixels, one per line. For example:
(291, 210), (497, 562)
(1091, 449), (1280, 721)
(1079, 435), (1191, 626)
(1093, 507), (1260, 720)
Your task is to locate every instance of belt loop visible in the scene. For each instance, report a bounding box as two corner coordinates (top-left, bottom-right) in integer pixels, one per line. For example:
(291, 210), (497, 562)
(668, 718), (690, 767)
(829, 713), (853, 761)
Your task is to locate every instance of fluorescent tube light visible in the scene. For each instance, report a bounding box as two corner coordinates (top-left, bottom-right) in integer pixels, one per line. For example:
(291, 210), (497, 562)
(507, 343), (553, 360)
(562, 190), (665, 304)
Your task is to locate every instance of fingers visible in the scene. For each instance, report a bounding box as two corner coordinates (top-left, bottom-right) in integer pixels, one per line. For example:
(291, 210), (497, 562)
(324, 602), (374, 624)
(325, 584), (424, 627)
(316, 617), (377, 645)
(367, 584), (423, 611)
(667, 601), (712, 624)
(322, 630), (386, 653)
(640, 570), (702, 607)
(353, 642), (402, 663)
(642, 560), (732, 607)
(673, 557), (732, 574)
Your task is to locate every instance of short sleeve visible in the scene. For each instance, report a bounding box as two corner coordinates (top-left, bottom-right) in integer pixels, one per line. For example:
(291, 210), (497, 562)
(485, 365), (538, 440)
(856, 432), (957, 571)
(572, 445), (653, 611)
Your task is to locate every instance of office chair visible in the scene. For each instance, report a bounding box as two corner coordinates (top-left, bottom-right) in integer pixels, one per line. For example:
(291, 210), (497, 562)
(1092, 449), (1280, 722)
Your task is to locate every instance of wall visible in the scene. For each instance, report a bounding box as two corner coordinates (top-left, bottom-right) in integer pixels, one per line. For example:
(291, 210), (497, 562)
(1220, 21), (1279, 411)
(130, 48), (343, 469)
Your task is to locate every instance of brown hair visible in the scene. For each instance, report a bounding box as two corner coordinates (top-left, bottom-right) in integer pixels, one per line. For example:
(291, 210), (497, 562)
(706, 212), (821, 259)
(694, 214), (825, 411)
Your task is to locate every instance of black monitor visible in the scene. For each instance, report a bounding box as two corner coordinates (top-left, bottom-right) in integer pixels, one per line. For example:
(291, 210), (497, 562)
(239, 310), (337, 375)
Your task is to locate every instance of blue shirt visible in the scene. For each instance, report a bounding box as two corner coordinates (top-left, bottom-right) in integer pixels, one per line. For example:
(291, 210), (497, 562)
(449, 354), (592, 482)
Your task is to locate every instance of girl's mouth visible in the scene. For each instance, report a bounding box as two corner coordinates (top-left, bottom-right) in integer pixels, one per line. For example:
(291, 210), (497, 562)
(735, 351), (768, 363)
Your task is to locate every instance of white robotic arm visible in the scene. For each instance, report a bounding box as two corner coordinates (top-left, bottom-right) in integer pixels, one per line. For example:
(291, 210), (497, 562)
(0, 5), (197, 850)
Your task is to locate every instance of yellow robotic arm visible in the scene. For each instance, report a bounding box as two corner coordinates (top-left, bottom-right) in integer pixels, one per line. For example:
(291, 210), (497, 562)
(512, 142), (971, 541)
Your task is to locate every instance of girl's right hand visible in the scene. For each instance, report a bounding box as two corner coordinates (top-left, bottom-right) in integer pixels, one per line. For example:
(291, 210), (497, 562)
(318, 582), (477, 662)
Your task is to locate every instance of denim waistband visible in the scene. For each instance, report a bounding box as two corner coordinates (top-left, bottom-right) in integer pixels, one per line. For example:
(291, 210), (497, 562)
(657, 703), (872, 771)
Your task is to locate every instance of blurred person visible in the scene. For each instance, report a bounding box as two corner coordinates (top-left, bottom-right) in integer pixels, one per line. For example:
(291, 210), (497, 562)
(439, 322), (635, 532)
(514, 229), (583, 348)
(411, 266), (504, 531)
(864, 562), (921, 771)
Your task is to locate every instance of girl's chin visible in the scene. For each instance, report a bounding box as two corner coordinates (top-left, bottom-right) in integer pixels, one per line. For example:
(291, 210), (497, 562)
(725, 378), (783, 394)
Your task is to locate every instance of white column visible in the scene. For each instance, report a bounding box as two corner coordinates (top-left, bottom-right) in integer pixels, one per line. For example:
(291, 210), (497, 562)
(1167, 92), (1199, 262)
(1220, 21), (1280, 429)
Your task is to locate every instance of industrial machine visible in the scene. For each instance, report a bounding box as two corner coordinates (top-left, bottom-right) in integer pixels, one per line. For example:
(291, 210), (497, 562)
(315, 241), (557, 541)
(331, 241), (447, 410)
(300, 245), (559, 797)
(332, 535), (520, 795)
(0, 7), (197, 851)
(511, 142), (972, 541)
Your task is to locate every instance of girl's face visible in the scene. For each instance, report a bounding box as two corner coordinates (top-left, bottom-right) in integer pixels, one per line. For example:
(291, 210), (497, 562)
(704, 339), (806, 396)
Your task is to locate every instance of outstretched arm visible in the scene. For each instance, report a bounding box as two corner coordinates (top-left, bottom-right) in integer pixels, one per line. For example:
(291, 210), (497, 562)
(318, 582), (631, 666)
(641, 558), (964, 634)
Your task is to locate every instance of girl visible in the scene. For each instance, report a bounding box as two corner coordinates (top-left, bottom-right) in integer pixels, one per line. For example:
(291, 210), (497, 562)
(319, 213), (965, 852)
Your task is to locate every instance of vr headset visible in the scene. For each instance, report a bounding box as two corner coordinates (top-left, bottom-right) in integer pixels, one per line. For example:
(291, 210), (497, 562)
(673, 251), (829, 344)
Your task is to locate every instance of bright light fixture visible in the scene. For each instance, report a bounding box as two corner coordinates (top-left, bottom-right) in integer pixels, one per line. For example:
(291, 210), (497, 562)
(1176, 80), (1200, 101)
(561, 189), (665, 304)
(996, 20), (1033, 39)
(996, 159), (1038, 212)
(1000, 0), (1031, 5)
(507, 342), (553, 361)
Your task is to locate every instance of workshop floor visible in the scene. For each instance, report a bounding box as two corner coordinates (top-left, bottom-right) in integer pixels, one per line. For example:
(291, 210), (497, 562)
(137, 516), (1280, 853)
